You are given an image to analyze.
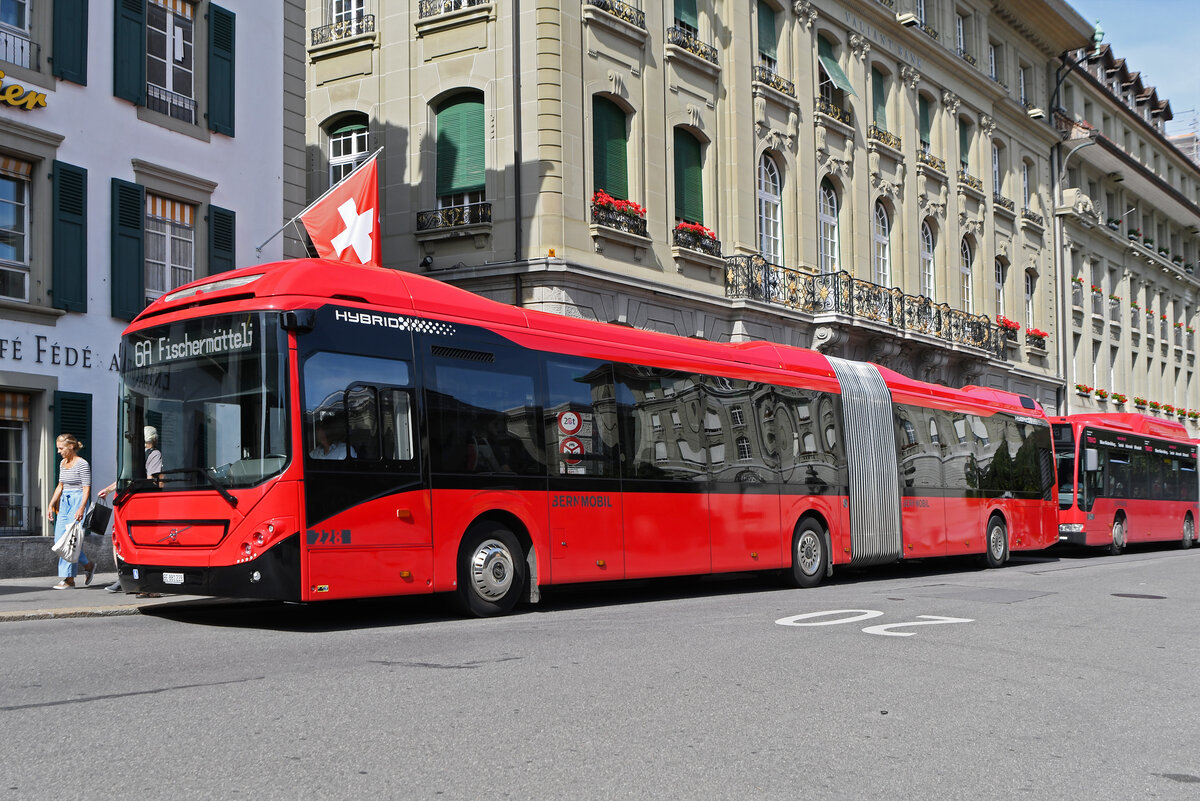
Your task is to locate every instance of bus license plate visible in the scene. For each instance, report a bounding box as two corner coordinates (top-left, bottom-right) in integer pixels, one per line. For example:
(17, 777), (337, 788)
(162, 572), (184, 585)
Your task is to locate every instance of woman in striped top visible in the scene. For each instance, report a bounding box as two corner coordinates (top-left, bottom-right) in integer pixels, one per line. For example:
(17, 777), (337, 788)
(48, 433), (96, 589)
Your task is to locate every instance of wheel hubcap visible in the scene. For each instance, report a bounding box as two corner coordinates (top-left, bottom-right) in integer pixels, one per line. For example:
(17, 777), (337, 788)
(797, 532), (821, 576)
(1113, 522), (1125, 548)
(989, 525), (1005, 560)
(470, 539), (514, 601)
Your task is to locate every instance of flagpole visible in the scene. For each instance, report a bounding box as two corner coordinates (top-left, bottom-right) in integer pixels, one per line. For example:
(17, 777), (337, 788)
(255, 146), (383, 258)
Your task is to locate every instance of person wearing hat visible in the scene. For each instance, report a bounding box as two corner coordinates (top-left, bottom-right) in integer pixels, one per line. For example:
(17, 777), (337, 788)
(98, 425), (164, 594)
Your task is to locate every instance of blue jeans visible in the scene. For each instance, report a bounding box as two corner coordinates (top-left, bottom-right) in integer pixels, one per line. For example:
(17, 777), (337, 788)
(55, 489), (90, 578)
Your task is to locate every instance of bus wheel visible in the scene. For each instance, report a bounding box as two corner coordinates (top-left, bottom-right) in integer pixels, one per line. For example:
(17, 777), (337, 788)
(1107, 518), (1126, 556)
(983, 516), (1008, 569)
(1182, 517), (1195, 550)
(457, 524), (525, 617)
(787, 520), (828, 589)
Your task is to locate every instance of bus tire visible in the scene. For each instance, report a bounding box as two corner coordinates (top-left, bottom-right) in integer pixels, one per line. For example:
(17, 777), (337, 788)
(983, 515), (1008, 568)
(457, 523), (525, 617)
(1182, 516), (1194, 550)
(1107, 518), (1126, 556)
(786, 519), (828, 589)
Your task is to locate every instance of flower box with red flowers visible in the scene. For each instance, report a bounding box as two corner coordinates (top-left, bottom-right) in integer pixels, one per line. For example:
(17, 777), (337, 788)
(591, 190), (648, 237)
(1111, 393), (1127, 404)
(995, 315), (1020, 332)
(671, 221), (721, 257)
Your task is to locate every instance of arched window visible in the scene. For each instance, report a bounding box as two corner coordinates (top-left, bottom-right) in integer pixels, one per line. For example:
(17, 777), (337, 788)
(593, 96), (629, 200)
(328, 114), (370, 185)
(872, 200), (891, 286)
(757, 154), (782, 263)
(436, 93), (485, 208)
(919, 220), (935, 300)
(959, 238), (973, 313)
(674, 127), (704, 224)
(818, 179), (839, 274)
(994, 258), (1006, 316)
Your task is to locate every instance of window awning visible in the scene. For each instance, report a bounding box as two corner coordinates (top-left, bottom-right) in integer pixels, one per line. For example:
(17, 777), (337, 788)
(0, 156), (32, 182)
(818, 55), (856, 96)
(0, 393), (30, 423)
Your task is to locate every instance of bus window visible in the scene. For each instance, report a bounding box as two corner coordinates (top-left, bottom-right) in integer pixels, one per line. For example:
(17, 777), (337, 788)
(615, 367), (705, 481)
(544, 357), (619, 478)
(1052, 424), (1076, 509)
(302, 352), (413, 463)
(379, 389), (414, 462)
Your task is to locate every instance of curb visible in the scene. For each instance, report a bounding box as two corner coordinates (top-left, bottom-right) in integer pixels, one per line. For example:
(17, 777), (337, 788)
(0, 605), (149, 623)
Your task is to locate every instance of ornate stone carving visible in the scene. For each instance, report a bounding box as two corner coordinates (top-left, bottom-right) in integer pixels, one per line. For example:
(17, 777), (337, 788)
(918, 350), (950, 384)
(941, 90), (960, 115)
(850, 33), (871, 61)
(606, 70), (626, 99)
(959, 210), (983, 237)
(792, 0), (817, 28)
(811, 325), (847, 353)
(918, 179), (947, 218)
(686, 103), (703, 130)
(900, 65), (920, 90)
(980, 114), (996, 137)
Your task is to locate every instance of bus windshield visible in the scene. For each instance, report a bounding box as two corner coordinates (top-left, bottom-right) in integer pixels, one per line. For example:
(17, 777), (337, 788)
(117, 312), (289, 493)
(1052, 423), (1076, 509)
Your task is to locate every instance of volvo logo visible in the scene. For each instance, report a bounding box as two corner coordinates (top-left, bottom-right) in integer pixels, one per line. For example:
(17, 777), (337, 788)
(156, 525), (192, 545)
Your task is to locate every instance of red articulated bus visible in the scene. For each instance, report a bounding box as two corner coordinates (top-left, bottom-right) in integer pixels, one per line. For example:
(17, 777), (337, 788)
(111, 259), (1058, 615)
(1050, 413), (1198, 553)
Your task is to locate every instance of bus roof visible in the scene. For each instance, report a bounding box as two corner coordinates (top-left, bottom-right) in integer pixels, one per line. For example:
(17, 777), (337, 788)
(1047, 412), (1191, 440)
(133, 259), (1036, 412)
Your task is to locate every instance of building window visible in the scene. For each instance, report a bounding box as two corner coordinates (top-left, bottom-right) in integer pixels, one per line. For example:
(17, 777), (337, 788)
(436, 93), (486, 209)
(959, 237), (973, 313)
(0, 393), (30, 534)
(959, 117), (972, 171)
(992, 141), (1001, 192)
(332, 0), (365, 24)
(955, 12), (967, 53)
(988, 42), (998, 80)
(736, 435), (752, 461)
(328, 116), (370, 185)
(593, 96), (629, 201)
(756, 0), (777, 72)
(817, 36), (854, 109)
(918, 94), (932, 151)
(916, 0), (926, 23)
(872, 200), (891, 287)
(674, 0), (697, 36)
(994, 258), (1006, 316)
(1018, 65), (1030, 105)
(0, 0), (31, 69)
(871, 66), (888, 130)
(674, 127), (704, 225)
(730, 406), (744, 426)
(146, 0), (196, 124)
(1022, 161), (1032, 208)
(919, 220), (935, 300)
(144, 194), (195, 305)
(1025, 271), (1035, 324)
(818, 178), (839, 274)
(757, 154), (782, 263)
(0, 157), (31, 303)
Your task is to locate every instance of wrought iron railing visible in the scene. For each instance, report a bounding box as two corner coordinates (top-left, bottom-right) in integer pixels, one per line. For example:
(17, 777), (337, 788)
(1071, 282), (1084, 307)
(667, 26), (718, 65)
(868, 124), (901, 150)
(311, 14), (376, 45)
(815, 96), (852, 126)
(1025, 332), (1047, 350)
(991, 75), (1009, 92)
(724, 255), (1005, 358)
(917, 149), (946, 172)
(584, 0), (645, 29)
(0, 29), (37, 69)
(0, 504), (36, 536)
(418, 0), (488, 18)
(416, 202), (492, 231)
(1021, 208), (1044, 227)
(591, 203), (648, 237)
(146, 83), (196, 124)
(918, 23), (939, 40)
(993, 193), (1014, 212)
(957, 49), (976, 66)
(1109, 297), (1121, 322)
(957, 170), (983, 191)
(875, 0), (894, 7)
(1091, 290), (1104, 316)
(753, 65), (795, 97)
(673, 227), (721, 257)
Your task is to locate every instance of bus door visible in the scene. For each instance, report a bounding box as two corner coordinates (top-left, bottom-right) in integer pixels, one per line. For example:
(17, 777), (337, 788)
(704, 377), (782, 572)
(894, 405), (949, 559)
(615, 367), (711, 578)
(942, 413), (993, 555)
(297, 314), (431, 599)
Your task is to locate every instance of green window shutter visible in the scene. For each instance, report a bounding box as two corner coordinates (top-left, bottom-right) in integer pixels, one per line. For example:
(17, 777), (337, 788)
(871, 68), (886, 129)
(110, 178), (145, 322)
(757, 2), (776, 60)
(51, 162), (88, 313)
(816, 37), (856, 96)
(918, 96), (931, 141)
(52, 0), (89, 85)
(208, 205), (236, 274)
(53, 391), (92, 480)
(674, 129), (703, 224)
(959, 123), (970, 167)
(592, 96), (628, 200)
(113, 0), (145, 105)
(436, 95), (485, 197)
(207, 5), (236, 136)
(675, 0), (697, 28)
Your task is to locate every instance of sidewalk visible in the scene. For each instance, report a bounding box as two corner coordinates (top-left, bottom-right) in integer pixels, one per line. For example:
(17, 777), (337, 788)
(0, 571), (206, 623)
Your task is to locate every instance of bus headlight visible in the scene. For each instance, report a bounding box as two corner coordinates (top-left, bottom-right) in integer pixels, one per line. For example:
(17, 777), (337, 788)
(1058, 523), (1085, 533)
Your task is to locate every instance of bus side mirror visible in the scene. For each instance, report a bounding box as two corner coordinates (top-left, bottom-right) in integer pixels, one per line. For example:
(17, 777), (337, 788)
(1083, 448), (1100, 472)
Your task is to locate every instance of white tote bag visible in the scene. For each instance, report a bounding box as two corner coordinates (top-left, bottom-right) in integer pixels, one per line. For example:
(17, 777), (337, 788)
(51, 520), (84, 562)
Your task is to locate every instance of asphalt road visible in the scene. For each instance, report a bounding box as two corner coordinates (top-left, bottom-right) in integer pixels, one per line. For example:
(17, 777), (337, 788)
(2, 545), (1199, 800)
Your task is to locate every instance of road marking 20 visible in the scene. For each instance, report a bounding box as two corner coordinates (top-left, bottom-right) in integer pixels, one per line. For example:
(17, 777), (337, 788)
(775, 609), (974, 637)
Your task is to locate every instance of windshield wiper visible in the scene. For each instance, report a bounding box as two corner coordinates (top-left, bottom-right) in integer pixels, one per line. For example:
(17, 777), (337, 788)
(113, 477), (158, 508)
(157, 467), (240, 508)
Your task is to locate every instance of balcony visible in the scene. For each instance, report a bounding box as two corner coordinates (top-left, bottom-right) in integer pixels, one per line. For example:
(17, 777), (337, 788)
(868, 124), (901, 151)
(0, 28), (37, 69)
(992, 193), (1015, 213)
(146, 84), (196, 124)
(724, 255), (1006, 359)
(584, 0), (645, 30)
(419, 0), (489, 17)
(957, 169), (983, 193)
(916, 149), (946, 173)
(918, 23), (939, 40)
(311, 14), (376, 45)
(957, 49), (977, 67)
(1109, 297), (1121, 323)
(666, 26), (718, 66)
(752, 65), (795, 98)
(416, 201), (492, 231)
(815, 96), (852, 127)
(591, 202), (648, 238)
(1090, 289), (1104, 317)
(1021, 208), (1044, 228)
(1071, 282), (1084, 307)
(672, 226), (721, 258)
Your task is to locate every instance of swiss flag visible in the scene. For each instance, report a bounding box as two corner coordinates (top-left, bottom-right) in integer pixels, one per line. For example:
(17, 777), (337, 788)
(300, 157), (380, 266)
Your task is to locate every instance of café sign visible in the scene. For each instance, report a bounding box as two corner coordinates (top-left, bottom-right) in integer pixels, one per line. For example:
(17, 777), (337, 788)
(0, 70), (48, 110)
